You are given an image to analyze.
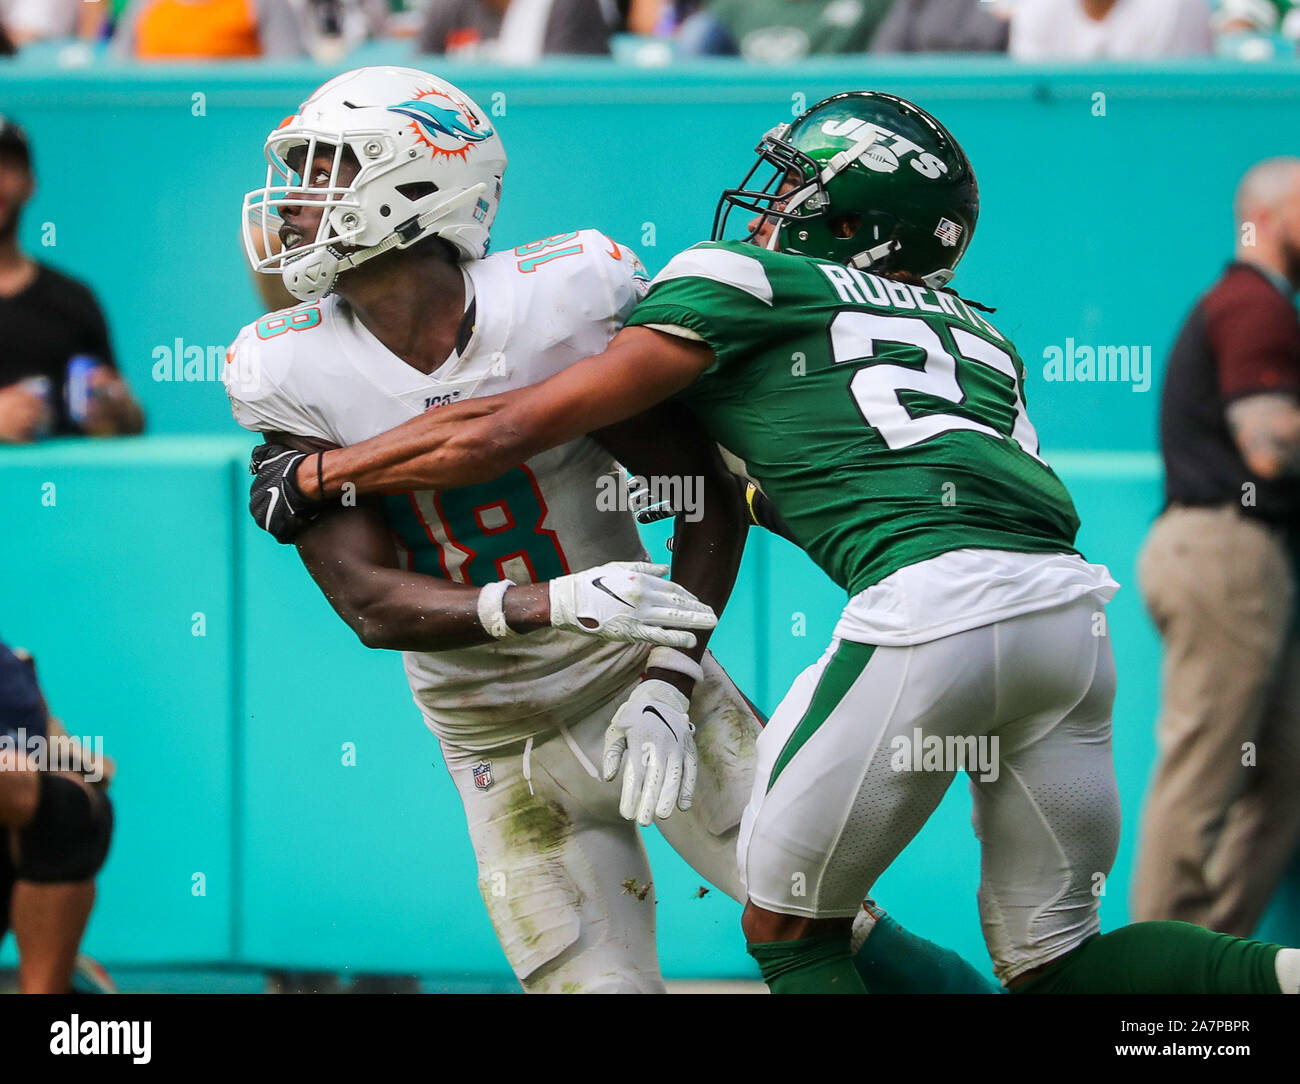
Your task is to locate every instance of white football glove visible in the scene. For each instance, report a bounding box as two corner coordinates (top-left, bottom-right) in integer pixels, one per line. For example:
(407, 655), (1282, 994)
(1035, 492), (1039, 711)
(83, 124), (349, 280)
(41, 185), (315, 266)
(603, 678), (698, 825)
(549, 561), (715, 649)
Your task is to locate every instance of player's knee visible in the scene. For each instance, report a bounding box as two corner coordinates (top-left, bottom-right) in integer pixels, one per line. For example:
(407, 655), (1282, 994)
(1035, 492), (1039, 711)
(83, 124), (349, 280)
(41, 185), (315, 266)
(1007, 940), (1089, 994)
(742, 899), (817, 943)
(13, 774), (113, 883)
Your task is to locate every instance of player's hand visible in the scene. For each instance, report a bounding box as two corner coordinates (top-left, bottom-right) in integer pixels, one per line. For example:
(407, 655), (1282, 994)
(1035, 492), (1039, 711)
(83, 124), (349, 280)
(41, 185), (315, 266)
(548, 561), (715, 649)
(248, 443), (327, 544)
(603, 678), (697, 825)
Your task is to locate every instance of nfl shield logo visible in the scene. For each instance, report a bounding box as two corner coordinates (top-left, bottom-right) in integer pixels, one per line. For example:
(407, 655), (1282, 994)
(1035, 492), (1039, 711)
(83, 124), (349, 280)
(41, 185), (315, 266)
(472, 761), (493, 791)
(934, 218), (963, 248)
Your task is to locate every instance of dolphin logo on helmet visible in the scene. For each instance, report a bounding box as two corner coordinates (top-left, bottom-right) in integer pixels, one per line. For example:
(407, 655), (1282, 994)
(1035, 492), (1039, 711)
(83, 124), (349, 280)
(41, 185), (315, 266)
(389, 98), (495, 152)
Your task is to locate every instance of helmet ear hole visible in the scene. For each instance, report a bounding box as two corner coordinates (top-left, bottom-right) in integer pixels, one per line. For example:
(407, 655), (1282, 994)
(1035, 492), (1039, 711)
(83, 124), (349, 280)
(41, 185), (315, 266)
(828, 213), (861, 240)
(395, 180), (439, 202)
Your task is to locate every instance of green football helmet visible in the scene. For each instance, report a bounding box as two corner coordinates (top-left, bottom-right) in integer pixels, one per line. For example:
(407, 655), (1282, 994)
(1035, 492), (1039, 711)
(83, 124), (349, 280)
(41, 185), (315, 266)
(713, 91), (979, 288)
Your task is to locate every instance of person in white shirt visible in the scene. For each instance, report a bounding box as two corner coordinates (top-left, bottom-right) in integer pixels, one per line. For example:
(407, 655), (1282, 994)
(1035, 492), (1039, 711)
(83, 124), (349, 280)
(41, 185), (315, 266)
(1010, 0), (1214, 59)
(0, 0), (104, 42)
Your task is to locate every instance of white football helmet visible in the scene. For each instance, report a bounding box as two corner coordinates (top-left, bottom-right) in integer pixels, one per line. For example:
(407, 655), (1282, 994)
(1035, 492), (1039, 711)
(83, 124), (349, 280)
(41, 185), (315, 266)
(243, 66), (507, 302)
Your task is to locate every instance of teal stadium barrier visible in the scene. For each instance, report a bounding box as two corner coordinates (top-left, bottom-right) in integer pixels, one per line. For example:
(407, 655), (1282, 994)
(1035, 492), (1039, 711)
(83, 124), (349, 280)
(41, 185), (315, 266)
(2, 56), (1299, 982)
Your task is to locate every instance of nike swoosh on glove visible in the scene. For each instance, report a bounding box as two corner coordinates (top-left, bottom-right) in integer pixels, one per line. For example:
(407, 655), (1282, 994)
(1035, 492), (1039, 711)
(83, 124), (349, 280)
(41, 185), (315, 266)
(548, 561), (715, 649)
(603, 678), (698, 825)
(248, 443), (327, 545)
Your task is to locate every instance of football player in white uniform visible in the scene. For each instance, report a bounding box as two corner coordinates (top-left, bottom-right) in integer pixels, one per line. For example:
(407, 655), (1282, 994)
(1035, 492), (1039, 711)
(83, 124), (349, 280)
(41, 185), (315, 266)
(227, 67), (996, 993)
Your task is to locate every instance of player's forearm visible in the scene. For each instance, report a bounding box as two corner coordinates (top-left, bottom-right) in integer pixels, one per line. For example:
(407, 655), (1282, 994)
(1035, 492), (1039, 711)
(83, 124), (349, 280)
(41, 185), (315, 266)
(645, 469), (748, 697)
(667, 472), (748, 657)
(343, 576), (550, 652)
(298, 397), (519, 498)
(296, 329), (710, 499)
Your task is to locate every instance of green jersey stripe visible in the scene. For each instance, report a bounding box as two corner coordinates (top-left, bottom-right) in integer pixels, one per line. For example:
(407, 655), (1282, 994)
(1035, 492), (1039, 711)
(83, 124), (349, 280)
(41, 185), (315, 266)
(768, 640), (877, 792)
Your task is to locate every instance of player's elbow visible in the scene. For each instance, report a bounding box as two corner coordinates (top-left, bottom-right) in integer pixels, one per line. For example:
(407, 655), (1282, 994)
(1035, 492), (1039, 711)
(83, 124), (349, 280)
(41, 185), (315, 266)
(350, 607), (404, 651)
(352, 615), (387, 651)
(333, 591), (402, 651)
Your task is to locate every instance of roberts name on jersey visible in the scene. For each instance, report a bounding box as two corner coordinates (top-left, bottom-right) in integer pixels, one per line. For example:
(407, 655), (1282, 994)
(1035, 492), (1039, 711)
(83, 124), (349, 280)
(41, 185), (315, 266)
(224, 230), (653, 752)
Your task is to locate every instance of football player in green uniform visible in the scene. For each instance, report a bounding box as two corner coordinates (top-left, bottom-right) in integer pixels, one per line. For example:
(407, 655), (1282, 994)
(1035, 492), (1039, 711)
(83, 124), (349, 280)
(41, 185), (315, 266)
(253, 91), (1300, 996)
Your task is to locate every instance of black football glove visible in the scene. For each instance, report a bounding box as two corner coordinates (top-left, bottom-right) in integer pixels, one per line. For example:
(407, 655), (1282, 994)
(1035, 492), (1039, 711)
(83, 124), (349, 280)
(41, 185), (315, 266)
(249, 443), (327, 544)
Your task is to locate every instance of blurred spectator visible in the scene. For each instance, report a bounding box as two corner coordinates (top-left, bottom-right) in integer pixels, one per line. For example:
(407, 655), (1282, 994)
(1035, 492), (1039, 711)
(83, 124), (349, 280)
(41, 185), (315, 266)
(0, 117), (143, 443)
(1214, 0), (1295, 33)
(872, 0), (1010, 53)
(0, 0), (107, 43)
(680, 0), (894, 60)
(419, 0), (614, 58)
(288, 0), (387, 60)
(1212, 0), (1300, 57)
(624, 0), (664, 32)
(622, 0), (703, 34)
(112, 0), (306, 58)
(1134, 158), (1300, 937)
(379, 0), (433, 37)
(1010, 0), (1214, 59)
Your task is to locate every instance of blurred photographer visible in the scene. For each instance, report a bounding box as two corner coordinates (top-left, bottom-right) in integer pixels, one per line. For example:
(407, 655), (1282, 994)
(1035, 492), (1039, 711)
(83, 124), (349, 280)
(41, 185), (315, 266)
(0, 642), (115, 994)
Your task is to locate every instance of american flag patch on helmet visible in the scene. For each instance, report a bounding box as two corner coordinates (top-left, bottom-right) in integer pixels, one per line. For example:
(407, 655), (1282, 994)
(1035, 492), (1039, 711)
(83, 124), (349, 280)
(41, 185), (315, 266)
(934, 218), (963, 248)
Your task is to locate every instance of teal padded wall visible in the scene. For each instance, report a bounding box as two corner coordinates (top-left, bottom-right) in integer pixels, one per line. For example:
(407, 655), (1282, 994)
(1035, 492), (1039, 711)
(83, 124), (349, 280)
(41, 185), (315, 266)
(0, 438), (242, 964)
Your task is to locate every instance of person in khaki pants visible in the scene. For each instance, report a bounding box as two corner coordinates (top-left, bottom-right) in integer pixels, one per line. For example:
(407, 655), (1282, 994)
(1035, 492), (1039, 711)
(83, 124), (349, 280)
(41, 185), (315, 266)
(1135, 157), (1300, 936)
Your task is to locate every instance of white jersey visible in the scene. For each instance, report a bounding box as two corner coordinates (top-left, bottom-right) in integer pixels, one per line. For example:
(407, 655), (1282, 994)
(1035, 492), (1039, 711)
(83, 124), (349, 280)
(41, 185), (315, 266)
(224, 230), (655, 752)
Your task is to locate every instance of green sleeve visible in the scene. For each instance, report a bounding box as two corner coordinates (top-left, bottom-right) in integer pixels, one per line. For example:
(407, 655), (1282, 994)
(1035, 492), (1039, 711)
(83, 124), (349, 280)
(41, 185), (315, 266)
(624, 242), (778, 372)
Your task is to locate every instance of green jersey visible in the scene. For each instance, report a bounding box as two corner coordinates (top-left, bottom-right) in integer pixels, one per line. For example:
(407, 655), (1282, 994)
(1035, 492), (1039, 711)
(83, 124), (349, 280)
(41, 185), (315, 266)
(625, 241), (1080, 596)
(708, 0), (894, 60)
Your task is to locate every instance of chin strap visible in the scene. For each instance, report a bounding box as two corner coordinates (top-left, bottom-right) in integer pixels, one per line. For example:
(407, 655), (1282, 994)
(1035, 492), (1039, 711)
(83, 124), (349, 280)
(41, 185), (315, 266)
(778, 127), (884, 231)
(846, 243), (956, 292)
(283, 182), (488, 301)
(774, 127), (899, 259)
(335, 182), (488, 273)
(820, 129), (886, 187)
(849, 239), (903, 270)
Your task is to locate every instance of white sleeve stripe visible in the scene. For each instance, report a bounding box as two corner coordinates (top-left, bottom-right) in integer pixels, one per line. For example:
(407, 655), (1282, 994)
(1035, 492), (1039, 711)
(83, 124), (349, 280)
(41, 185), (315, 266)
(651, 248), (774, 306)
(642, 322), (705, 342)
